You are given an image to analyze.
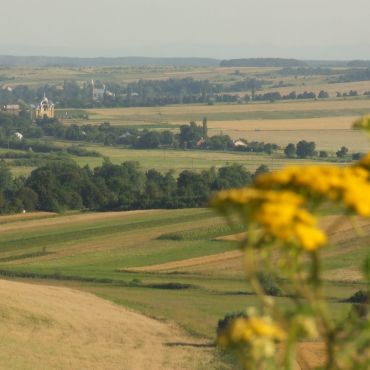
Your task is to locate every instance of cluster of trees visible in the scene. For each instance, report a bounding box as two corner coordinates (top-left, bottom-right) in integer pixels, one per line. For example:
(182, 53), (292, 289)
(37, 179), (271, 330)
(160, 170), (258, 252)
(224, 78), (268, 93)
(0, 161), (268, 213)
(252, 90), (320, 102)
(336, 90), (359, 97)
(335, 147), (364, 160)
(284, 141), (363, 161)
(284, 141), (316, 158)
(0, 111), (40, 139)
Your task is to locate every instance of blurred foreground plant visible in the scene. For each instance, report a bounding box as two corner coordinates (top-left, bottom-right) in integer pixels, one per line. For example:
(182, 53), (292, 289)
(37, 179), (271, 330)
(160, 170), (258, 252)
(210, 117), (370, 370)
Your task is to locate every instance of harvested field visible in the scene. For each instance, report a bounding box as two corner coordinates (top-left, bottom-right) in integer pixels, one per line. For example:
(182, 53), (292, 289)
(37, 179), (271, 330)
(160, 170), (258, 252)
(214, 128), (369, 151)
(262, 80), (370, 96)
(205, 116), (356, 131)
(86, 99), (370, 119)
(58, 99), (370, 126)
(204, 116), (370, 150)
(0, 279), (214, 370)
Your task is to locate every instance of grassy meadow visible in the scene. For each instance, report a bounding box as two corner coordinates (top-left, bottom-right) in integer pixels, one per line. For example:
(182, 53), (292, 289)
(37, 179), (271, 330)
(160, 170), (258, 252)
(72, 145), (329, 173)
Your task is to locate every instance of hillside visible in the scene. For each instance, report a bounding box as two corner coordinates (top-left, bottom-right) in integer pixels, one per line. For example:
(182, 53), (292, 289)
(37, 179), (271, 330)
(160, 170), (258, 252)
(0, 279), (214, 370)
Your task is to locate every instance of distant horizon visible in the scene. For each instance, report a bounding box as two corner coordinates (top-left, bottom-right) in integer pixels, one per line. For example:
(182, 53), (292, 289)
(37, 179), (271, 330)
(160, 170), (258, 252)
(0, 53), (368, 62)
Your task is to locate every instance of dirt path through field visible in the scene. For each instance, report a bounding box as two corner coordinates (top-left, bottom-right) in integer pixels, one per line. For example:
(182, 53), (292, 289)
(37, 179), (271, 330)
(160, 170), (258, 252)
(0, 279), (214, 370)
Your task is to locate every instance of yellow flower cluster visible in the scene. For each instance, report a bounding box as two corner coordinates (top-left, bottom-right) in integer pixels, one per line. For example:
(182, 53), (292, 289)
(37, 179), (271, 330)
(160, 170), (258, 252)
(217, 315), (286, 349)
(353, 115), (370, 131)
(255, 165), (370, 216)
(210, 187), (303, 208)
(211, 188), (327, 251)
(357, 152), (370, 169)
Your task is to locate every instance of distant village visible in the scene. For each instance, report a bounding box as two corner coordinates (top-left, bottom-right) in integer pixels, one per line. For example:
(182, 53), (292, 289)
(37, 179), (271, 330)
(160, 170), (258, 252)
(0, 81), (255, 150)
(1, 80), (114, 120)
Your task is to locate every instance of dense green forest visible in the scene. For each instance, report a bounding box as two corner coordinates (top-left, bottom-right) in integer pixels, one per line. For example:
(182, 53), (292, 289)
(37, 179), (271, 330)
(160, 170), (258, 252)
(0, 160), (265, 213)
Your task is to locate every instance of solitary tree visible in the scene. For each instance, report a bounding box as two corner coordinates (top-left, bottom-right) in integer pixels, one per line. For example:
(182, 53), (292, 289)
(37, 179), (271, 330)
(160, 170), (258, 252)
(318, 90), (329, 99)
(284, 143), (296, 158)
(336, 146), (349, 158)
(296, 140), (316, 158)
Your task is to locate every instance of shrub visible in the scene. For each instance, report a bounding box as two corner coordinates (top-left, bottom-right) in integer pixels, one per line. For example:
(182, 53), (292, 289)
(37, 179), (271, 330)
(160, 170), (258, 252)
(343, 290), (369, 303)
(256, 272), (283, 296)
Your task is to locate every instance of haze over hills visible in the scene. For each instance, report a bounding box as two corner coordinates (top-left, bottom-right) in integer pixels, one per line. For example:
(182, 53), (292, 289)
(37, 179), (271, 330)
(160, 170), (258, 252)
(0, 55), (220, 68)
(0, 55), (369, 68)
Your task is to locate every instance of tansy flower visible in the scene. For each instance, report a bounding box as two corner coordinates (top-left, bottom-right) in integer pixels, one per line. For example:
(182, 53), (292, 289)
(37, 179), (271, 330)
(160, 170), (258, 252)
(217, 315), (286, 348)
(210, 188), (327, 251)
(255, 165), (370, 216)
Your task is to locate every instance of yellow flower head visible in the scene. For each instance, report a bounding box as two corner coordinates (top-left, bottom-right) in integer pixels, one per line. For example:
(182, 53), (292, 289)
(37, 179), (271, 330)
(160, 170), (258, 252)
(255, 165), (370, 217)
(211, 187), (327, 251)
(217, 315), (286, 348)
(353, 115), (370, 131)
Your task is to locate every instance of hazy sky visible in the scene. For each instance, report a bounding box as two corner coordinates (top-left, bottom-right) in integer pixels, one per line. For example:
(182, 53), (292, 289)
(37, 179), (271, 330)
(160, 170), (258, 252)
(1, 0), (370, 59)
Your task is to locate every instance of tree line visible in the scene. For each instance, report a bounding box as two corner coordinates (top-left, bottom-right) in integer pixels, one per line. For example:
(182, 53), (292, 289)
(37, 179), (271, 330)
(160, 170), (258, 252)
(0, 160), (268, 214)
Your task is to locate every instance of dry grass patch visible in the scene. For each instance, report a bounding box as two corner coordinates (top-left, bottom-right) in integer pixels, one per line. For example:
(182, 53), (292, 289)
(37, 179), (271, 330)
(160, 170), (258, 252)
(0, 279), (214, 370)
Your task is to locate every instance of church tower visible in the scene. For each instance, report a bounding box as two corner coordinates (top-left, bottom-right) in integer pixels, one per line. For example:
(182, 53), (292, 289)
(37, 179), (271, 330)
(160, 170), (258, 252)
(35, 94), (55, 119)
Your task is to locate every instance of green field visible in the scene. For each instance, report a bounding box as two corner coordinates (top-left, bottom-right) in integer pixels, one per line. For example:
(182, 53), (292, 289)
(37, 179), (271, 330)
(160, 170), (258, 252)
(72, 145), (329, 173)
(0, 209), (366, 340)
(5, 138), (339, 177)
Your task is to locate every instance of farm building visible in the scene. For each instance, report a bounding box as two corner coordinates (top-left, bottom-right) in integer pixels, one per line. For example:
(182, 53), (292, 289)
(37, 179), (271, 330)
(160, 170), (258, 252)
(91, 80), (115, 101)
(3, 104), (21, 115)
(233, 139), (248, 148)
(13, 132), (23, 140)
(1, 85), (13, 92)
(34, 95), (54, 119)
